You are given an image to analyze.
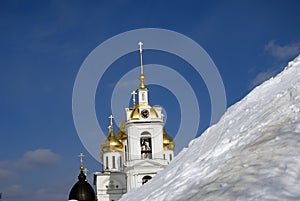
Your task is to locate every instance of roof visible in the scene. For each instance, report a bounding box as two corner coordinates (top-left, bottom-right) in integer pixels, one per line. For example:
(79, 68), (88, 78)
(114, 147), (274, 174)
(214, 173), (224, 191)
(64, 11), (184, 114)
(69, 171), (96, 201)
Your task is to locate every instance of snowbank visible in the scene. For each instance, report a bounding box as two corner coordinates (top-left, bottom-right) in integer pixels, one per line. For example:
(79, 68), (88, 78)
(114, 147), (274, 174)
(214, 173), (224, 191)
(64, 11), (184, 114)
(120, 55), (300, 201)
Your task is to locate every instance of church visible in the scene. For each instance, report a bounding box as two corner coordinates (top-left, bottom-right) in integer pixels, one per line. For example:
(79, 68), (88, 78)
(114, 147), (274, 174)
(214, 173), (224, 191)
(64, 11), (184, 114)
(69, 42), (175, 201)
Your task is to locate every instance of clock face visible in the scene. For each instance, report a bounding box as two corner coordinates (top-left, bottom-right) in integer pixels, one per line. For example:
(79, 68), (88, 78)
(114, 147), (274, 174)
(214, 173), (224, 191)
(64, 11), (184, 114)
(141, 109), (149, 118)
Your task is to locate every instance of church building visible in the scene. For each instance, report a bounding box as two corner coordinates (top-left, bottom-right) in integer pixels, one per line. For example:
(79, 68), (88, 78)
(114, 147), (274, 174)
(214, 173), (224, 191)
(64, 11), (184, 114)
(93, 42), (175, 201)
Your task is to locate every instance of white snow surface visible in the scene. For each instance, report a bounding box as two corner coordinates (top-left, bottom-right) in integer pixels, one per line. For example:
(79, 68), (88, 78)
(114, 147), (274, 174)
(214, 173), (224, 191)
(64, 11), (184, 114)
(120, 55), (300, 201)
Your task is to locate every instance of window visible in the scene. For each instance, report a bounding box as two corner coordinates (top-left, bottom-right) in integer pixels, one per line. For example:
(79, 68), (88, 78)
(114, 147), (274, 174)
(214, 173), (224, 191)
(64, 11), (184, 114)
(106, 156), (109, 169)
(120, 156), (122, 168)
(170, 154), (172, 161)
(140, 137), (152, 159)
(142, 175), (152, 185)
(163, 154), (166, 160)
(142, 92), (145, 101)
(112, 156), (116, 169)
(125, 145), (128, 161)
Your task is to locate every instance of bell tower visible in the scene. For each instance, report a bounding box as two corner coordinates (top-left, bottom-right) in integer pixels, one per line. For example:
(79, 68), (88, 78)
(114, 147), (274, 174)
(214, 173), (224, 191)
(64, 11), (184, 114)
(94, 42), (175, 200)
(123, 42), (174, 190)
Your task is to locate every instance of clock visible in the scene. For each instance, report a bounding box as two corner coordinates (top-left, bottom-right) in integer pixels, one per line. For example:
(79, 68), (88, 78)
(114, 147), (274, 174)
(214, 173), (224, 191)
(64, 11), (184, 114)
(141, 109), (149, 118)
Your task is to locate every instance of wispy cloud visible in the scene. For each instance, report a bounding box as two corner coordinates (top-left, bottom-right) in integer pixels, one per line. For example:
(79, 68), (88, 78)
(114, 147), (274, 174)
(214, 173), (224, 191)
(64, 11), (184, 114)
(2, 182), (69, 201)
(0, 149), (63, 201)
(34, 186), (68, 201)
(265, 40), (300, 61)
(0, 168), (15, 181)
(2, 185), (27, 199)
(249, 68), (279, 88)
(250, 40), (300, 88)
(0, 161), (17, 181)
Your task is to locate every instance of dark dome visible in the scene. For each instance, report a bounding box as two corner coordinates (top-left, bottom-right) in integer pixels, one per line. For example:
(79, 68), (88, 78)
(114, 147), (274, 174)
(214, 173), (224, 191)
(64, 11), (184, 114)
(69, 171), (96, 201)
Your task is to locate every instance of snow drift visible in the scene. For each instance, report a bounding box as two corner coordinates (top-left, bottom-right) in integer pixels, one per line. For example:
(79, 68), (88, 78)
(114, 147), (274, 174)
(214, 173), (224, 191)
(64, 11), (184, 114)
(120, 55), (300, 201)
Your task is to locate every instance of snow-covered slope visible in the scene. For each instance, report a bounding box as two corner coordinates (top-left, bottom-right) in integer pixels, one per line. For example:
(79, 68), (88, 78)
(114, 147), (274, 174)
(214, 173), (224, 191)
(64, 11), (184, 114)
(120, 55), (300, 201)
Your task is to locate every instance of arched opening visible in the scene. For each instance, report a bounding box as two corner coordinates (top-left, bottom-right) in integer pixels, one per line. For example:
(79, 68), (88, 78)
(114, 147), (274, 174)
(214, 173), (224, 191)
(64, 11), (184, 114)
(142, 175), (152, 185)
(140, 136), (152, 159)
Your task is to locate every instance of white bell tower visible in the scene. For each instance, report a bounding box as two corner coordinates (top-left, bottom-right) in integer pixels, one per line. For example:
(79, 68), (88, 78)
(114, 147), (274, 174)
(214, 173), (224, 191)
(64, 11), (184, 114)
(94, 42), (175, 200)
(123, 42), (172, 190)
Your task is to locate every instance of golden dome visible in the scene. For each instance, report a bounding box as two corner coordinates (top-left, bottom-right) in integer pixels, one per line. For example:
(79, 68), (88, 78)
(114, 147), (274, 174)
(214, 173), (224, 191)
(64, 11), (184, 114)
(118, 120), (127, 140)
(163, 129), (175, 150)
(100, 126), (124, 155)
(130, 103), (158, 120)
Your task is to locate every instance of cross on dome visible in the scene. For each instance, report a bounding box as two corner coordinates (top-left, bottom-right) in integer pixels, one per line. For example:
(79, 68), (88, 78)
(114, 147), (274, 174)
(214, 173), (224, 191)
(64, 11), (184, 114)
(138, 41), (143, 53)
(108, 115), (114, 127)
(131, 90), (137, 106)
(79, 153), (85, 164)
(78, 153), (85, 171)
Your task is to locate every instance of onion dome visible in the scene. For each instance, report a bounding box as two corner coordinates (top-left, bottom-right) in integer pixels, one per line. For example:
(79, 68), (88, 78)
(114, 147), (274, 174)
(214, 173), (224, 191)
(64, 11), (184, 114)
(118, 120), (127, 141)
(100, 125), (124, 154)
(163, 129), (175, 150)
(69, 153), (96, 201)
(69, 171), (96, 201)
(130, 103), (158, 120)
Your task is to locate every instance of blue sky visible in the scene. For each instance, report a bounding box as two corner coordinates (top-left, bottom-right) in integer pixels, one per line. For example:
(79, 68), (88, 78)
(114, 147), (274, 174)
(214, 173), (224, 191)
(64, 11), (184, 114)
(0, 1), (300, 200)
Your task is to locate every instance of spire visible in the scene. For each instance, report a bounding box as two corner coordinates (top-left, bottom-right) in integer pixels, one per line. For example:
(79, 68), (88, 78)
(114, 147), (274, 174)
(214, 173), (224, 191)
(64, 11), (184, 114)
(138, 41), (146, 89)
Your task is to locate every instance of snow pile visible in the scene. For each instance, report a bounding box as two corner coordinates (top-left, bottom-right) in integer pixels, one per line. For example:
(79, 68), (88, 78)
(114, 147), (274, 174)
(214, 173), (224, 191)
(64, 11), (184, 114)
(120, 55), (300, 201)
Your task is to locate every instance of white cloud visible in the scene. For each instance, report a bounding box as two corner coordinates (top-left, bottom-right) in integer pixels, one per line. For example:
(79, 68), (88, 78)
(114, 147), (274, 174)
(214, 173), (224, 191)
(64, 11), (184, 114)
(19, 149), (61, 168)
(0, 149), (61, 171)
(265, 40), (300, 60)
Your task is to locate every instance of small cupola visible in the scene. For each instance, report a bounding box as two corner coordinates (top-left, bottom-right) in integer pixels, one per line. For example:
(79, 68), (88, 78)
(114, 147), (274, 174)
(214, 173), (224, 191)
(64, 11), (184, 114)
(68, 153), (96, 201)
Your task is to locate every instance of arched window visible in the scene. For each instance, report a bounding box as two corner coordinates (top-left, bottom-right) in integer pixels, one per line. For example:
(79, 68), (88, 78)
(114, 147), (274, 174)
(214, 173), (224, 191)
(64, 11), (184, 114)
(125, 145), (128, 161)
(106, 156), (109, 170)
(112, 156), (116, 169)
(140, 134), (152, 159)
(142, 175), (152, 185)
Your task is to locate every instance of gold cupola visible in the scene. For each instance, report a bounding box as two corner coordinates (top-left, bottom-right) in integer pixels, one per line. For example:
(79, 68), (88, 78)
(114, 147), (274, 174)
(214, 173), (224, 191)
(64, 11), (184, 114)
(100, 115), (124, 156)
(130, 104), (159, 120)
(163, 129), (175, 150)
